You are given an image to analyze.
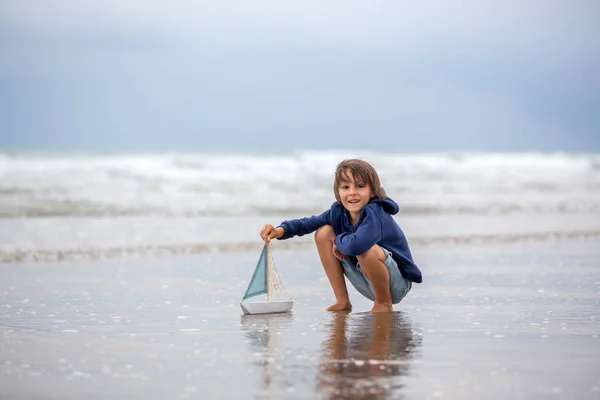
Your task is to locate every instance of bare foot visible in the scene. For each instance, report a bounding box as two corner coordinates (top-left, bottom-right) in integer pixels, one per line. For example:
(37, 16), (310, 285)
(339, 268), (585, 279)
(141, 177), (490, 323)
(371, 302), (393, 313)
(326, 301), (352, 312)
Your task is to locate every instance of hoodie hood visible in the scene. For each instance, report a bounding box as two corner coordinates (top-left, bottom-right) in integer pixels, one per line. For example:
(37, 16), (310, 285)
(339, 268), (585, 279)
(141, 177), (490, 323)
(370, 197), (400, 215)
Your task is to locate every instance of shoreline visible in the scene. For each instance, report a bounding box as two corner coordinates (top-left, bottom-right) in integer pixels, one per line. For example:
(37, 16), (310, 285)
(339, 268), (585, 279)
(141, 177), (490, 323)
(1, 229), (599, 264)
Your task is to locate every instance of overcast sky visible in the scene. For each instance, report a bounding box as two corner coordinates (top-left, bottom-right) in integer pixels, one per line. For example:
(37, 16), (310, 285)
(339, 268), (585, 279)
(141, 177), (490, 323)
(0, 1), (598, 152)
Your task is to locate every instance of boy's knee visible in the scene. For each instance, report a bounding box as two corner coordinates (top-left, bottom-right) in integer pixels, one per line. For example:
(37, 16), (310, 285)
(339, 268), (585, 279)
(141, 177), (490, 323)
(356, 245), (386, 264)
(314, 225), (334, 244)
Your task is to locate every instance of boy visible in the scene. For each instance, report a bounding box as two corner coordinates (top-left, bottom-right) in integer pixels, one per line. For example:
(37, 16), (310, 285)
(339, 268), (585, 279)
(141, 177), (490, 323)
(260, 159), (422, 313)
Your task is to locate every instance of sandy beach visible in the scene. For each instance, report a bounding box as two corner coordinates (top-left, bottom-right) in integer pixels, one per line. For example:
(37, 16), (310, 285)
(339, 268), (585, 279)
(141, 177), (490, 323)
(1, 237), (599, 399)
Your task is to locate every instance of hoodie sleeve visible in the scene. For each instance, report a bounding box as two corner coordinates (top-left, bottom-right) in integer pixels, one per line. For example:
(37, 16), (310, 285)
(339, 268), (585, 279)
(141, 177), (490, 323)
(334, 206), (383, 255)
(278, 209), (331, 240)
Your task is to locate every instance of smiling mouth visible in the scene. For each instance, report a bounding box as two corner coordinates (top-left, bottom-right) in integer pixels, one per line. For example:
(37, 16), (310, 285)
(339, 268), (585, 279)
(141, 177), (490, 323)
(348, 199), (360, 204)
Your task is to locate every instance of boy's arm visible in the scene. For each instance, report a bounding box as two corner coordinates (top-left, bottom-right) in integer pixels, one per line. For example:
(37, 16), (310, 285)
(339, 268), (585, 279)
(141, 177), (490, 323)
(334, 208), (383, 255)
(278, 209), (331, 240)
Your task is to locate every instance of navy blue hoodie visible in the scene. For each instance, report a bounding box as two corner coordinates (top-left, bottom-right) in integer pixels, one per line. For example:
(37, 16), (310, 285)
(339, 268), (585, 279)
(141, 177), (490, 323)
(278, 197), (422, 283)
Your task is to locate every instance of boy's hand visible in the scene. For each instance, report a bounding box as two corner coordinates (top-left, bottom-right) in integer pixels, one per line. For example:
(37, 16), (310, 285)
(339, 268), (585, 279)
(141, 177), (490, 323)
(332, 243), (345, 260)
(260, 224), (284, 242)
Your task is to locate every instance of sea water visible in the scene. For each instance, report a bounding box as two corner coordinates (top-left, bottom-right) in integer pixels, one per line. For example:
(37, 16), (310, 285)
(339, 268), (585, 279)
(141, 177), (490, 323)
(1, 150), (599, 262)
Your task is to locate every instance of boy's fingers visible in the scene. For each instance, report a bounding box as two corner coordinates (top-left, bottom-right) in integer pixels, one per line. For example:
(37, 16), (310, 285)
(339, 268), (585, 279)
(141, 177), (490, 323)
(333, 249), (344, 260)
(260, 224), (279, 242)
(260, 225), (271, 240)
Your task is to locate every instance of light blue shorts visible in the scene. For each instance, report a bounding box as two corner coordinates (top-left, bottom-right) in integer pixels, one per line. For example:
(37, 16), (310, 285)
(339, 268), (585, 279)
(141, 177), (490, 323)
(340, 247), (412, 304)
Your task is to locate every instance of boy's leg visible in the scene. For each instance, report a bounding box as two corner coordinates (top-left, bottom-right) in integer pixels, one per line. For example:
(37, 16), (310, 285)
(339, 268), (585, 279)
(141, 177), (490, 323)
(356, 245), (392, 313)
(314, 225), (352, 311)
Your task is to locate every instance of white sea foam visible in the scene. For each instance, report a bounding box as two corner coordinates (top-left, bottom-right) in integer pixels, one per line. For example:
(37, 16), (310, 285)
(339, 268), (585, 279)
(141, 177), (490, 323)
(0, 151), (598, 217)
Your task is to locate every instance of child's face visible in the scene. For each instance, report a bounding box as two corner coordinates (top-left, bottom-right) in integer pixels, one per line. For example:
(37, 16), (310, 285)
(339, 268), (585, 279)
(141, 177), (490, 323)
(337, 171), (373, 215)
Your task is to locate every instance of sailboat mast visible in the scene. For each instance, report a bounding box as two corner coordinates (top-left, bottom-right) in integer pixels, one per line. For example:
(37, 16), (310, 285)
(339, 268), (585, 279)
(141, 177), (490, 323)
(266, 242), (271, 301)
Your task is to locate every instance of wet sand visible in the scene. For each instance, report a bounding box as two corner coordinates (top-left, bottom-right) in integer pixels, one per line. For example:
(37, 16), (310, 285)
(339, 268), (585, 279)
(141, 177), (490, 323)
(1, 238), (600, 399)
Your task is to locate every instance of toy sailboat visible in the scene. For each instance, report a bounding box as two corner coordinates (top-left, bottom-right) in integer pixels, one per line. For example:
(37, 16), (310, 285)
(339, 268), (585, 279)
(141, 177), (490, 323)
(240, 242), (293, 315)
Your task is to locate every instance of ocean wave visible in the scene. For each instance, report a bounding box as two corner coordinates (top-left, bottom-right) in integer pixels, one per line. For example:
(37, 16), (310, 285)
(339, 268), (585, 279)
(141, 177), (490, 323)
(2, 230), (599, 263)
(1, 151), (599, 218)
(1, 201), (600, 218)
(0, 200), (164, 218)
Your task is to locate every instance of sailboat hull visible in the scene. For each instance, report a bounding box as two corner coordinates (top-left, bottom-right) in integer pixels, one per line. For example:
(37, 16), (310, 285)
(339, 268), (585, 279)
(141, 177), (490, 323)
(240, 300), (294, 315)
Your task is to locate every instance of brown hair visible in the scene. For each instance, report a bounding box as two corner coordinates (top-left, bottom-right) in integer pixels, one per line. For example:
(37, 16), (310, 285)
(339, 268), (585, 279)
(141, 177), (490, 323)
(333, 159), (386, 203)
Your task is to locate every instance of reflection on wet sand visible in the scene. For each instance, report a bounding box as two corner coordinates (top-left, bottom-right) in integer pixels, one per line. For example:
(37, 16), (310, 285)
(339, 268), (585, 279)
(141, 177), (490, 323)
(240, 312), (294, 354)
(317, 311), (422, 400)
(240, 313), (294, 397)
(238, 311), (421, 399)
